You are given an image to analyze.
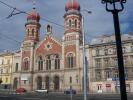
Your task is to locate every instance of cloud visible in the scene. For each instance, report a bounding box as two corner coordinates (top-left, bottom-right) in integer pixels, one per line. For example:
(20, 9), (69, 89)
(0, 0), (132, 51)
(121, 23), (130, 33)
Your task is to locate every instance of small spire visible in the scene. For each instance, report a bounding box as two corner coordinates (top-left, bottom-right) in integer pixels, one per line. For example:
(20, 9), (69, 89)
(32, 0), (36, 9)
(46, 25), (52, 35)
(71, 0), (74, 6)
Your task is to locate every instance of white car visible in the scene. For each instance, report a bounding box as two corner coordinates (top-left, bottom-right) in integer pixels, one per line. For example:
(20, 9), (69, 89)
(35, 89), (48, 93)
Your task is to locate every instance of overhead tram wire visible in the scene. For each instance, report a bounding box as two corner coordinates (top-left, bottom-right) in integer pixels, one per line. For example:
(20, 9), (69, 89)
(0, 17), (7, 22)
(0, 0), (64, 28)
(0, 0), (95, 40)
(0, 32), (21, 51)
(0, 32), (21, 44)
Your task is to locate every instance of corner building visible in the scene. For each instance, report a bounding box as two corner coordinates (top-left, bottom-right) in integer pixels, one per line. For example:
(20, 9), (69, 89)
(14, 0), (86, 92)
(89, 34), (133, 93)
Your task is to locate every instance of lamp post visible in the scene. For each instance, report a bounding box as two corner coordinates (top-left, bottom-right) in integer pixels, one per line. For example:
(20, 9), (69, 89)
(81, 10), (91, 100)
(101, 0), (127, 100)
(0, 71), (2, 85)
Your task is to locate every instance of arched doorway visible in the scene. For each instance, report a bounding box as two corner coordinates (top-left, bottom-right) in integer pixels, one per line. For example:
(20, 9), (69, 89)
(45, 76), (50, 90)
(13, 78), (18, 89)
(37, 76), (42, 89)
(54, 76), (60, 91)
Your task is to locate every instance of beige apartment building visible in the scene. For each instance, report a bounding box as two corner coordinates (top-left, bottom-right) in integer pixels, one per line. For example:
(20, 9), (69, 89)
(89, 33), (133, 93)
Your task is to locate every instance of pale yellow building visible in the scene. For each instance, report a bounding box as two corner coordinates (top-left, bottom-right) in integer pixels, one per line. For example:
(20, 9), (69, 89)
(0, 50), (14, 89)
(12, 51), (21, 90)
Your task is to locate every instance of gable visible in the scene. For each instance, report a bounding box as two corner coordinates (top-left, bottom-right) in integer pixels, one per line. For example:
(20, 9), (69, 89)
(35, 35), (62, 56)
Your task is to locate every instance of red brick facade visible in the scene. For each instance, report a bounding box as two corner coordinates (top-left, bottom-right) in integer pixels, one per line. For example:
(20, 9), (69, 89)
(36, 35), (62, 56)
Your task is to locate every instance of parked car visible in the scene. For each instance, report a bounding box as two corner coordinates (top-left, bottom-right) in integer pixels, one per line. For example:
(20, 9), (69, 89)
(35, 89), (48, 93)
(16, 88), (26, 93)
(64, 89), (76, 94)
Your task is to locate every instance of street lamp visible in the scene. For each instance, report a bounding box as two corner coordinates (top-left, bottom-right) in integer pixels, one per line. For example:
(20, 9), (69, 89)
(81, 10), (91, 100)
(101, 0), (127, 100)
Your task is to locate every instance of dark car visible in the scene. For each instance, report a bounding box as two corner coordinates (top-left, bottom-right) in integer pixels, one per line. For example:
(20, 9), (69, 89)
(16, 88), (26, 93)
(64, 89), (76, 94)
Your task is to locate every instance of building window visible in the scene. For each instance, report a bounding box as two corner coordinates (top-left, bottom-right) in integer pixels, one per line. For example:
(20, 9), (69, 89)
(130, 55), (133, 64)
(95, 59), (101, 68)
(104, 58), (109, 67)
(123, 56), (128, 65)
(123, 47), (126, 53)
(47, 25), (51, 32)
(67, 53), (75, 68)
(27, 29), (30, 36)
(104, 48), (108, 55)
(70, 76), (72, 83)
(5, 78), (8, 83)
(131, 46), (133, 52)
(15, 63), (18, 72)
(96, 49), (99, 56)
(23, 58), (29, 71)
(125, 69), (128, 80)
(113, 48), (116, 54)
(96, 71), (101, 80)
(55, 55), (60, 70)
(6, 69), (8, 73)
(112, 57), (118, 66)
(24, 80), (27, 84)
(114, 71), (119, 79)
(1, 69), (3, 74)
(76, 75), (78, 83)
(69, 20), (72, 28)
(27, 29), (29, 33)
(97, 84), (102, 91)
(7, 60), (10, 64)
(32, 29), (34, 36)
(126, 84), (130, 92)
(38, 56), (43, 71)
(105, 71), (112, 79)
(2, 59), (4, 65)
(46, 55), (51, 70)
(75, 19), (78, 28)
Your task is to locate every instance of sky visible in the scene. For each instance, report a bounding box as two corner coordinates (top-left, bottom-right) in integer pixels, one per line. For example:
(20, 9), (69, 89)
(0, 0), (133, 52)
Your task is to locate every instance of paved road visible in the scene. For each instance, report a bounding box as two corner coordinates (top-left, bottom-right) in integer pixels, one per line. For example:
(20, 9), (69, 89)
(0, 93), (132, 100)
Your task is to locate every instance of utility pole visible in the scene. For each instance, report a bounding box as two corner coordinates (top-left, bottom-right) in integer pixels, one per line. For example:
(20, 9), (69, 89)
(101, 1), (127, 100)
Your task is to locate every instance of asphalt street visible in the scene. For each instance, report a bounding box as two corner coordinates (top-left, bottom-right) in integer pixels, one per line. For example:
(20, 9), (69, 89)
(0, 93), (133, 100)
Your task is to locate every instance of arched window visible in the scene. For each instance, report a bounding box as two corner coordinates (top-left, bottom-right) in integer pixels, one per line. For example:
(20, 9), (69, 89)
(46, 55), (51, 70)
(69, 20), (72, 28)
(23, 58), (29, 71)
(75, 19), (78, 28)
(67, 53), (75, 68)
(70, 76), (72, 83)
(32, 29), (34, 36)
(47, 25), (50, 32)
(27, 29), (30, 36)
(38, 56), (43, 71)
(55, 55), (60, 70)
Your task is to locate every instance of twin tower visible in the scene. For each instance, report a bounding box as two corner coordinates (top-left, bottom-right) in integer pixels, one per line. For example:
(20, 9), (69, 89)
(24, 0), (82, 44)
(20, 0), (84, 91)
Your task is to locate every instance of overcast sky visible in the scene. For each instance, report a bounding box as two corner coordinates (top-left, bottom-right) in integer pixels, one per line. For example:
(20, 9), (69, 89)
(0, 0), (133, 52)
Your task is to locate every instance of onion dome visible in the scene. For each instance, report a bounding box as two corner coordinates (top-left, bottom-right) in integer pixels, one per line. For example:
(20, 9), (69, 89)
(65, 0), (80, 11)
(27, 8), (40, 21)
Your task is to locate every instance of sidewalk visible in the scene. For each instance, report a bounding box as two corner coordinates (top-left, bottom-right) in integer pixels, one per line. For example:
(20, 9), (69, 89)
(0, 89), (15, 94)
